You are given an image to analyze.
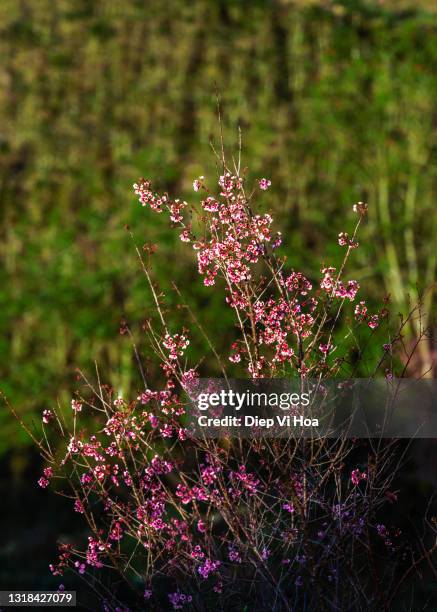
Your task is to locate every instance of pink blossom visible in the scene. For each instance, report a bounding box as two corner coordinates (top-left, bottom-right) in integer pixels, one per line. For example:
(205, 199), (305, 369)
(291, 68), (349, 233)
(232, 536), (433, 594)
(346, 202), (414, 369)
(169, 199), (187, 223)
(42, 409), (53, 424)
(74, 561), (86, 575)
(320, 268), (359, 301)
(230, 465), (260, 495)
(175, 484), (193, 505)
(353, 201), (368, 216)
(319, 343), (333, 355)
(168, 592), (192, 610)
(149, 414), (159, 428)
(134, 179), (165, 213)
(179, 228), (191, 242)
(229, 351), (241, 363)
(338, 232), (359, 249)
(258, 178), (271, 191)
(228, 546), (242, 563)
(181, 369), (198, 388)
(368, 314), (379, 329)
(162, 333), (189, 361)
(193, 176), (204, 192)
(86, 537), (104, 568)
(201, 461), (221, 485)
(202, 196), (219, 212)
(338, 232), (349, 246)
(177, 427), (188, 441)
(354, 301), (368, 321)
(71, 399), (82, 413)
(160, 424), (173, 438)
(261, 547), (270, 560)
(272, 232), (282, 249)
(351, 468), (367, 487)
(38, 477), (49, 489)
(198, 558), (221, 579)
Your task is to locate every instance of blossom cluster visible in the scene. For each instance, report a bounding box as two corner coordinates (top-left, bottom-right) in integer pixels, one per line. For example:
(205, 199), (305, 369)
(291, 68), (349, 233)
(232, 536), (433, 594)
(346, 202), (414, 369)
(34, 164), (414, 611)
(42, 388), (393, 610)
(134, 173), (376, 377)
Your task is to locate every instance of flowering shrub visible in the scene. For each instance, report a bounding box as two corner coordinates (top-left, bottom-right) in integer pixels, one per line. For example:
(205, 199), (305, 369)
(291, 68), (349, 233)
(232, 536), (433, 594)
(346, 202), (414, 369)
(33, 159), (435, 611)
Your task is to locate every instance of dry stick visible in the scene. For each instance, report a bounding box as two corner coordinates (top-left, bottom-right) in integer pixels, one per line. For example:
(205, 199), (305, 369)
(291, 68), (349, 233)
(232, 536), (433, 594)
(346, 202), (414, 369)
(127, 233), (244, 567)
(378, 157), (434, 370)
(124, 324), (148, 389)
(404, 173), (419, 288)
(67, 565), (125, 612)
(76, 367), (112, 412)
(61, 373), (160, 580)
(410, 297), (435, 378)
(377, 160), (404, 306)
(424, 218), (436, 321)
(364, 303), (419, 379)
(171, 281), (229, 383)
(386, 541), (437, 609)
(129, 230), (168, 332)
(69, 450), (146, 543)
(66, 474), (143, 596)
(2, 391), (52, 461)
(214, 473), (294, 611)
(400, 324), (431, 379)
(216, 91), (226, 173)
(305, 215), (362, 363)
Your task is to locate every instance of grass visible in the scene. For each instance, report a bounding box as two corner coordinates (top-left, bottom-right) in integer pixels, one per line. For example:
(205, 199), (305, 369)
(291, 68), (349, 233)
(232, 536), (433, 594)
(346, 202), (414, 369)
(0, 0), (436, 458)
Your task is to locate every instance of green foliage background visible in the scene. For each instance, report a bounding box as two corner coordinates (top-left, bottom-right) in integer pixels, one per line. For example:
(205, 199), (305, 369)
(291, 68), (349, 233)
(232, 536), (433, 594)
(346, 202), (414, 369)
(1, 0), (436, 460)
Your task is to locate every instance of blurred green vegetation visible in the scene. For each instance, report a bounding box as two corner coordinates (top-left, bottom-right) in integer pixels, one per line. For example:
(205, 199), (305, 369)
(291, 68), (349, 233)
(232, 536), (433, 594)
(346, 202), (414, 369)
(1, 0), (436, 459)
